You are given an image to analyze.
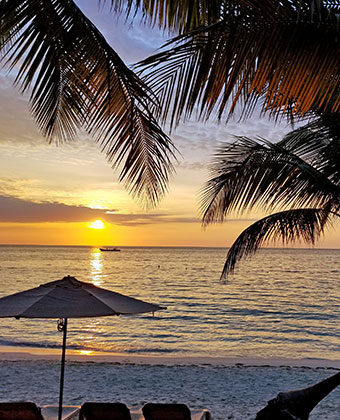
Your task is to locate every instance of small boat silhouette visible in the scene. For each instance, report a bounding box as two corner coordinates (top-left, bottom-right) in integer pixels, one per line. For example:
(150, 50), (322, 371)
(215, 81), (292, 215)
(99, 247), (121, 252)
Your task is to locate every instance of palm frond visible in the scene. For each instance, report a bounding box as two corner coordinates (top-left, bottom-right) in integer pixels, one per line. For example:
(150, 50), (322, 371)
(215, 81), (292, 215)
(1, 0), (176, 206)
(201, 135), (340, 226)
(109, 0), (222, 33)
(109, 0), (338, 33)
(221, 208), (332, 279)
(275, 115), (340, 186)
(137, 1), (340, 125)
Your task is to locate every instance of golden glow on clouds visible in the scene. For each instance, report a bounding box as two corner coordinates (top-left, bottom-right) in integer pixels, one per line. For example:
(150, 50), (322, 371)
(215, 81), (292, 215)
(88, 220), (105, 229)
(1, 218), (340, 248)
(88, 202), (106, 209)
(0, 220), (246, 247)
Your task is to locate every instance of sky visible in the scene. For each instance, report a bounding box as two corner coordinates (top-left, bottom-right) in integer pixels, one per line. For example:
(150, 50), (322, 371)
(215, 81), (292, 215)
(0, 1), (339, 248)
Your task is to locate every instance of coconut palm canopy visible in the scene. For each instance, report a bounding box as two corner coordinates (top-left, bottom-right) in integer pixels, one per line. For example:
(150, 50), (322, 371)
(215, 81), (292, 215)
(201, 113), (340, 279)
(134, 0), (340, 128)
(1, 0), (177, 208)
(3, 1), (340, 208)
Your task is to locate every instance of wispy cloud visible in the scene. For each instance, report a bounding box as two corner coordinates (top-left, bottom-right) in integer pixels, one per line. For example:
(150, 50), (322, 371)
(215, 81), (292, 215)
(0, 194), (260, 227)
(0, 195), (110, 223)
(0, 195), (202, 225)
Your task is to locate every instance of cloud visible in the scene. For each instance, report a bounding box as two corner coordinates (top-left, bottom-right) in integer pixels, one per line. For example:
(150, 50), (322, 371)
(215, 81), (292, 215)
(176, 161), (208, 171)
(167, 113), (298, 174)
(0, 194), (260, 227)
(104, 212), (200, 226)
(75, 1), (168, 64)
(0, 76), (44, 147)
(0, 195), (202, 225)
(0, 195), (112, 223)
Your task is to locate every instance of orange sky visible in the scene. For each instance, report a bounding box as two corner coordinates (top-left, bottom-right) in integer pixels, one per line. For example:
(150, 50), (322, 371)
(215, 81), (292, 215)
(0, 2), (339, 249)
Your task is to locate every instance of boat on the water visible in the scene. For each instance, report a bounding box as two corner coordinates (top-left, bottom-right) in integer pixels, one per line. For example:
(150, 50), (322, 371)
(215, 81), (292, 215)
(99, 247), (121, 252)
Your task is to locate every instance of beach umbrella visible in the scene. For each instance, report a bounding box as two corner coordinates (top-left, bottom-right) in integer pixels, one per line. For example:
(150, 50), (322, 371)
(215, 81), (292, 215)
(0, 275), (166, 420)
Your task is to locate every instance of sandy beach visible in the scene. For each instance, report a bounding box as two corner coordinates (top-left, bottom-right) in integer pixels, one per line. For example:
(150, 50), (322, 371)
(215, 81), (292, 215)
(1, 347), (340, 420)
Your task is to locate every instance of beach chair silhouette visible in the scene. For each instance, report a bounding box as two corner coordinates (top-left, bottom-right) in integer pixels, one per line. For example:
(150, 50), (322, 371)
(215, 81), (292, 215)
(79, 402), (132, 420)
(142, 403), (192, 420)
(0, 402), (44, 420)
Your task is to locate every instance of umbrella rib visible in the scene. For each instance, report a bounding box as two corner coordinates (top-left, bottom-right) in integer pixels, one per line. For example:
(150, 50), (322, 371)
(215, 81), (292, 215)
(14, 286), (59, 318)
(85, 288), (156, 315)
(82, 288), (124, 315)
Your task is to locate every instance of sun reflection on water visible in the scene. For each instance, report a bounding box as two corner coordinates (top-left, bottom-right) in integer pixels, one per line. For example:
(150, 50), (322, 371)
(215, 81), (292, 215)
(77, 349), (94, 356)
(90, 248), (104, 285)
(76, 318), (107, 351)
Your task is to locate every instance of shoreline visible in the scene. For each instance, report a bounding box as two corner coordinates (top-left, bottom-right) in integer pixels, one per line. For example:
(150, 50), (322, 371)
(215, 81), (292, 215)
(1, 345), (340, 369)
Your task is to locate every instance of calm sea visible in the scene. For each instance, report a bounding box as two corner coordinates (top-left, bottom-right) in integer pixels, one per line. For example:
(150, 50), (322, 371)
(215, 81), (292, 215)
(0, 245), (339, 361)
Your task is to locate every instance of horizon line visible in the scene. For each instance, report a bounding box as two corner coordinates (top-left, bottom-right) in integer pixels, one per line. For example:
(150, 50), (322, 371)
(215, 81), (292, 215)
(1, 244), (340, 251)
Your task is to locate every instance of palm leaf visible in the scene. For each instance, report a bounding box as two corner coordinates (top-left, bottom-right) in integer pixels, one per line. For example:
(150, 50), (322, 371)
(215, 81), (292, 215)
(109, 0), (222, 33)
(136, 1), (340, 125)
(281, 113), (340, 185)
(221, 208), (333, 279)
(1, 0), (176, 206)
(201, 135), (340, 226)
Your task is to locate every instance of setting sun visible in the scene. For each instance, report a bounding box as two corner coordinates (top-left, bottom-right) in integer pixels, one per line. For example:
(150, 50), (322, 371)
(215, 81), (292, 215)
(88, 220), (105, 229)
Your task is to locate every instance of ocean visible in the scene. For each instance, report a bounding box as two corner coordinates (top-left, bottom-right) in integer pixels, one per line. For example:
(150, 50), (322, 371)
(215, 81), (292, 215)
(1, 245), (340, 419)
(0, 245), (339, 360)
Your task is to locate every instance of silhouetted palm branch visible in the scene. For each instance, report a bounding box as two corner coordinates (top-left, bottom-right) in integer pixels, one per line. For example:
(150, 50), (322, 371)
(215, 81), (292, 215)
(221, 208), (333, 279)
(1, 0), (176, 206)
(110, 0), (222, 33)
(201, 115), (340, 278)
(280, 113), (340, 184)
(201, 135), (340, 226)
(136, 1), (340, 126)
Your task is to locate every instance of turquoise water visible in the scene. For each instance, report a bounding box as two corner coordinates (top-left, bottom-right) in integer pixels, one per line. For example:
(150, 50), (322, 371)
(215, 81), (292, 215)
(0, 245), (339, 360)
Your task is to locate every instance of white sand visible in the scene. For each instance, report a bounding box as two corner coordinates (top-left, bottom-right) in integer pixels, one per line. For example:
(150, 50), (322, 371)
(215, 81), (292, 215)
(0, 347), (340, 419)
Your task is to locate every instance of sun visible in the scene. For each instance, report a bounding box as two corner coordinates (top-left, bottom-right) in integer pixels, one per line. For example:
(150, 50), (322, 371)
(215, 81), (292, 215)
(88, 220), (105, 229)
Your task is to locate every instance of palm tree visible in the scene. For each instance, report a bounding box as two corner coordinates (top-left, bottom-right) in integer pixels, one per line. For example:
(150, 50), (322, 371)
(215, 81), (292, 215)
(200, 113), (340, 279)
(3, 1), (340, 208)
(1, 0), (177, 207)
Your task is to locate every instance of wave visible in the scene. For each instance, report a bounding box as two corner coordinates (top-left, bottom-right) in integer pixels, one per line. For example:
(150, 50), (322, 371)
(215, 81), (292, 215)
(0, 339), (185, 356)
(125, 347), (182, 354)
(0, 338), (87, 351)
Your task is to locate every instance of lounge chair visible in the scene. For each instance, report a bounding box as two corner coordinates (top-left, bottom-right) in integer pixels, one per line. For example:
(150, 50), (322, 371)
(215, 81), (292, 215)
(79, 402), (132, 420)
(142, 403), (192, 420)
(0, 402), (44, 420)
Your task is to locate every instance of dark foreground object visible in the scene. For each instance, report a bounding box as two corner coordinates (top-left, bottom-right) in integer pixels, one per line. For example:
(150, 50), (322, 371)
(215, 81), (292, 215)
(79, 402), (132, 420)
(255, 371), (340, 420)
(143, 403), (192, 420)
(0, 402), (44, 420)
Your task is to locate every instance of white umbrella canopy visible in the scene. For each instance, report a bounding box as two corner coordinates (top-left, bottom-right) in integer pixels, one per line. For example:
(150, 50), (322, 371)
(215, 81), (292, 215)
(0, 275), (166, 420)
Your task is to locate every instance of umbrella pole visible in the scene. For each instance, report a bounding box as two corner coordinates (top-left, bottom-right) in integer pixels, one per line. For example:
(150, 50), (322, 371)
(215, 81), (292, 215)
(58, 318), (68, 420)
